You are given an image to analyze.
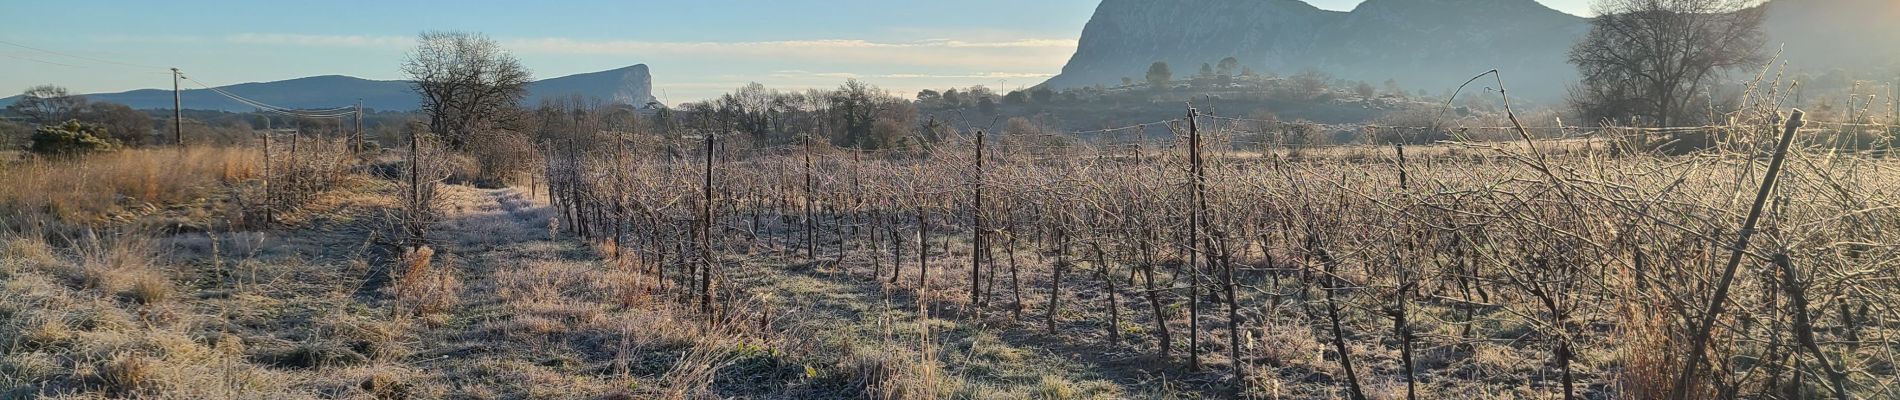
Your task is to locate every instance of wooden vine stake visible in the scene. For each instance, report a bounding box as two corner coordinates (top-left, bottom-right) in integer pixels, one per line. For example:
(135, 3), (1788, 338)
(700, 133), (716, 317)
(1671, 109), (1804, 398)
(971, 129), (985, 306)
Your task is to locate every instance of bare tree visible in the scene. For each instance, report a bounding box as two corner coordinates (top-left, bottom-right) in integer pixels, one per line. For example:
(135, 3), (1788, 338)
(7, 85), (89, 124)
(1568, 0), (1766, 126)
(403, 31), (532, 150)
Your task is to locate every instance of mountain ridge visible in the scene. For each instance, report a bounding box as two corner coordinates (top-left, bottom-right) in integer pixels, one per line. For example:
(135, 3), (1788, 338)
(0, 64), (659, 112)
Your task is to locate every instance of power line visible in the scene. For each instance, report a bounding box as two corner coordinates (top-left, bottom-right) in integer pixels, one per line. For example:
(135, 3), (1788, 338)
(0, 52), (83, 68)
(0, 39), (168, 70)
(181, 75), (358, 118)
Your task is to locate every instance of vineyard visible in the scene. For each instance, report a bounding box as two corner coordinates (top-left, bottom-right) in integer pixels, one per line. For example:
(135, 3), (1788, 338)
(7, 1), (1900, 396)
(526, 100), (1900, 398)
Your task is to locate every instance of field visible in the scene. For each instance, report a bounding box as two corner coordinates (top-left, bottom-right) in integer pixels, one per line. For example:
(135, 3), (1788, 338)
(2, 115), (1898, 399)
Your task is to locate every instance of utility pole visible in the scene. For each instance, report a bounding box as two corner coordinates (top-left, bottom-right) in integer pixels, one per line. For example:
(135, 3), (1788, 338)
(172, 68), (183, 146)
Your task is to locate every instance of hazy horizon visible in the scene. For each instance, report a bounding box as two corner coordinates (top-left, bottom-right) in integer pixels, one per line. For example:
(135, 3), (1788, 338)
(1, 0), (1596, 105)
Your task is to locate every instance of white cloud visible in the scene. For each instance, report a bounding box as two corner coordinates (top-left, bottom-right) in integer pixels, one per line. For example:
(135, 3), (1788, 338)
(768, 71), (1055, 80)
(224, 33), (410, 48)
(123, 33), (1076, 70)
(500, 38), (1074, 53)
(769, 70), (864, 79)
(90, 34), (206, 44)
(925, 39), (1077, 48)
(876, 72), (1056, 79)
(498, 37), (1075, 69)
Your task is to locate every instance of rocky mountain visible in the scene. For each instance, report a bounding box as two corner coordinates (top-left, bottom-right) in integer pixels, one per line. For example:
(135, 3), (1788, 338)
(1041, 0), (1899, 102)
(1, 64), (660, 112)
(524, 64), (659, 108)
(1042, 0), (1339, 93)
(1307, 0), (1588, 99)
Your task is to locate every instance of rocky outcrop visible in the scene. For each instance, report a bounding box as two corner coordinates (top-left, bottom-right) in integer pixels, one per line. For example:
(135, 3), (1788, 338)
(1042, 0), (1896, 101)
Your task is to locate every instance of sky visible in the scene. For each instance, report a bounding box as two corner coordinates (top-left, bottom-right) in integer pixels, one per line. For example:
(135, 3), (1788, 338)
(0, 0), (1596, 104)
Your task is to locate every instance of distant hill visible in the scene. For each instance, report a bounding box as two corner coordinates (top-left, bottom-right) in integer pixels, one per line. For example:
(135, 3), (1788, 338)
(0, 64), (659, 112)
(1041, 0), (1900, 102)
(1762, 0), (1900, 76)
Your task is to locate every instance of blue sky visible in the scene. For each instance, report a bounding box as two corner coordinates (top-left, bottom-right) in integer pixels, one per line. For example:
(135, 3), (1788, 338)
(0, 0), (1595, 104)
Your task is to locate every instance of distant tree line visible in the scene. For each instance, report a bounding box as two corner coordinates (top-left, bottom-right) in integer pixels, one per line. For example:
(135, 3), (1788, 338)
(2, 85), (155, 155)
(900, 58), (1424, 132)
(677, 80), (928, 150)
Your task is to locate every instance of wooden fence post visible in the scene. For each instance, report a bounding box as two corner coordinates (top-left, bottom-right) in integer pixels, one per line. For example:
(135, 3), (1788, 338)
(972, 129), (985, 306)
(701, 133), (716, 316)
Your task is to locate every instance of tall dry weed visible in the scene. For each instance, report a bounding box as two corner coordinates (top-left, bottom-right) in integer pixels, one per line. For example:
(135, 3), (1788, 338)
(0, 146), (262, 226)
(394, 245), (459, 316)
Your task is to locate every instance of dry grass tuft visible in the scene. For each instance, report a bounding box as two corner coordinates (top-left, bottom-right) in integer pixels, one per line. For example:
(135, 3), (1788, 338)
(18, 315), (75, 349)
(2, 236), (58, 269)
(1035, 374), (1079, 399)
(846, 340), (954, 400)
(359, 370), (414, 399)
(99, 352), (159, 396)
(1, 350), (64, 385)
(1255, 318), (1325, 369)
(121, 270), (171, 305)
(320, 316), (408, 362)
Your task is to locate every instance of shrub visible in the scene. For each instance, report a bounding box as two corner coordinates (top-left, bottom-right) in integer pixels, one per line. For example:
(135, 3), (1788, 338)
(29, 120), (118, 156)
(1281, 121), (1322, 149)
(76, 102), (153, 146)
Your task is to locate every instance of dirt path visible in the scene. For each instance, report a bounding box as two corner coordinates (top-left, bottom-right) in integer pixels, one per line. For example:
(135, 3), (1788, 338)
(397, 186), (618, 397)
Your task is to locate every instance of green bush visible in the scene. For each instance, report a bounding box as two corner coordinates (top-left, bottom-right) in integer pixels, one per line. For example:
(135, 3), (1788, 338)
(29, 120), (118, 156)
